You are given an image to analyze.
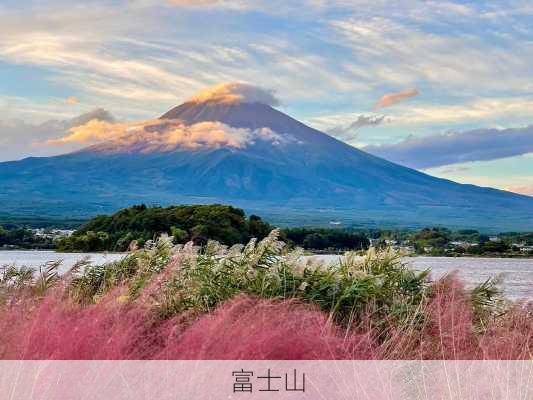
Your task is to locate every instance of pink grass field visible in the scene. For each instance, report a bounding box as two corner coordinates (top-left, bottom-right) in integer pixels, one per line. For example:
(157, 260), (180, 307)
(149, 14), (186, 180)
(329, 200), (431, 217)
(0, 277), (531, 360)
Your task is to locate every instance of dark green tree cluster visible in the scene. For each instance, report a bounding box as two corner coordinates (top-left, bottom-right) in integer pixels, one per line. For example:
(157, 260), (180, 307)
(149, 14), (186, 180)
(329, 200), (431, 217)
(56, 204), (272, 252)
(282, 227), (369, 251)
(499, 232), (533, 246)
(412, 227), (451, 254)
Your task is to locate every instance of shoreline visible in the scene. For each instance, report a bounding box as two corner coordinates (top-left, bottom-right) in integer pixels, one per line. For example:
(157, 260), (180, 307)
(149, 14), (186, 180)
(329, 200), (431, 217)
(2, 247), (533, 259)
(307, 249), (533, 259)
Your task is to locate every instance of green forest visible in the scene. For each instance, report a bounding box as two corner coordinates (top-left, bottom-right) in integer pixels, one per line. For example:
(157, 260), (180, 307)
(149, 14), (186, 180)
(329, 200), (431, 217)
(2, 204), (532, 256)
(282, 227), (369, 251)
(55, 204), (373, 252)
(53, 204), (373, 252)
(56, 204), (273, 252)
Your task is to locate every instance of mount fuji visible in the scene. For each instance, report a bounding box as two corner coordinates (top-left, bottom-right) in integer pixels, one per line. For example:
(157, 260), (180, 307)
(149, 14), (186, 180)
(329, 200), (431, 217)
(1, 83), (532, 230)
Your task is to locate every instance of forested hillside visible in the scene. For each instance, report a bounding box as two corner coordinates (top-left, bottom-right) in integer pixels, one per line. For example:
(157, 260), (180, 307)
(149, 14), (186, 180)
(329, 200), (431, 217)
(56, 204), (272, 251)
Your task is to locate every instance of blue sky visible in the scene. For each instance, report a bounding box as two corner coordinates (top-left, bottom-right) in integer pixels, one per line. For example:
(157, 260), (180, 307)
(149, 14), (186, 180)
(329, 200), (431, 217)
(0, 0), (532, 194)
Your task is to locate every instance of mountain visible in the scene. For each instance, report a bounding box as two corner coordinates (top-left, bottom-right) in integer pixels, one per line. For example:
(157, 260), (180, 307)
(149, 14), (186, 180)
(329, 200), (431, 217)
(1, 95), (532, 231)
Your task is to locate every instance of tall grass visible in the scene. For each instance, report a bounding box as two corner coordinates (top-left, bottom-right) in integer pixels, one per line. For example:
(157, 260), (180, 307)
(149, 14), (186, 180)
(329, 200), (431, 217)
(0, 231), (530, 360)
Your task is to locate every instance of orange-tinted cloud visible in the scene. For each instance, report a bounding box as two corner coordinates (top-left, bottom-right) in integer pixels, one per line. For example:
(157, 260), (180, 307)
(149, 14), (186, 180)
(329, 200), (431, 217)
(65, 96), (79, 105)
(376, 88), (419, 108)
(49, 119), (130, 145)
(48, 118), (285, 152)
(188, 82), (280, 106)
(507, 185), (533, 196)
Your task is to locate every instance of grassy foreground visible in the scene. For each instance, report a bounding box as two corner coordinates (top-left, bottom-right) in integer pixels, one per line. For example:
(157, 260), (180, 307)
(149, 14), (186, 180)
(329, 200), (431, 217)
(0, 230), (531, 359)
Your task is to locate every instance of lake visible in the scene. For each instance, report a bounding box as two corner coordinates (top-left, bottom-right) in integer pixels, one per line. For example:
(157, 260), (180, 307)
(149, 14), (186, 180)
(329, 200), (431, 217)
(0, 251), (126, 273)
(313, 255), (533, 300)
(1, 251), (532, 300)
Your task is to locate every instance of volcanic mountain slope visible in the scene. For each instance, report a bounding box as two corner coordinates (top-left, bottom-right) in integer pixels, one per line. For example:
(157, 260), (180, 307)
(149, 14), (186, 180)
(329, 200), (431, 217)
(1, 83), (532, 230)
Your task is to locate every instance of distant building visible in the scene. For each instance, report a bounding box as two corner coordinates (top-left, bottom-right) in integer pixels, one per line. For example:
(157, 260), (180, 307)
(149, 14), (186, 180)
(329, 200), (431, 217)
(32, 229), (74, 240)
(399, 246), (415, 254)
(450, 241), (466, 247)
(450, 241), (478, 248)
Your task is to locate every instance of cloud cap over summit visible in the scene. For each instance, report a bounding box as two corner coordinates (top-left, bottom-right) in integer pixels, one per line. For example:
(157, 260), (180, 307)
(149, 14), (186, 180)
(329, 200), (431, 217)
(187, 82), (281, 106)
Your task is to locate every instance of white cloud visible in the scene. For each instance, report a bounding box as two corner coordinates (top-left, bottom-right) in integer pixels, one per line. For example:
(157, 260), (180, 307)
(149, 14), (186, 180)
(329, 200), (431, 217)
(0, 2), (368, 122)
(166, 0), (251, 10)
(167, 0), (220, 5)
(327, 114), (387, 140)
(0, 0), (532, 145)
(309, 96), (533, 137)
(330, 15), (533, 95)
(389, 97), (533, 126)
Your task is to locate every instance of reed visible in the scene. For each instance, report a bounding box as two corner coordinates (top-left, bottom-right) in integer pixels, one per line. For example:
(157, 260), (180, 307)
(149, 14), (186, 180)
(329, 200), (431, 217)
(0, 231), (530, 360)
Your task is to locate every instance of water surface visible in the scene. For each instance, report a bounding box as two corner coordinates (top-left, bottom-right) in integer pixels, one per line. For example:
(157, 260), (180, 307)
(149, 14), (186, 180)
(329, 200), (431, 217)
(0, 251), (125, 273)
(310, 255), (533, 300)
(1, 251), (531, 300)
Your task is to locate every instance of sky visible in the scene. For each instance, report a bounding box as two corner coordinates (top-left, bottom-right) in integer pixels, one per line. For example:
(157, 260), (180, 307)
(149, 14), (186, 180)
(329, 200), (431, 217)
(0, 0), (532, 195)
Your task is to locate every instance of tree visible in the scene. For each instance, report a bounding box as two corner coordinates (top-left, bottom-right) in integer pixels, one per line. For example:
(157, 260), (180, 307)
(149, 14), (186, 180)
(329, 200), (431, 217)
(170, 226), (188, 243)
(56, 204), (273, 251)
(303, 233), (329, 250)
(413, 227), (450, 251)
(0, 226), (6, 245)
(283, 228), (369, 251)
(482, 240), (509, 253)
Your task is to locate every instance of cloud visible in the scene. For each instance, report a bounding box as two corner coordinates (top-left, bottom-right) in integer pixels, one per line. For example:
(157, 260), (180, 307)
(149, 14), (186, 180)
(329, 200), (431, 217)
(166, 0), (250, 9)
(0, 12), (359, 117)
(49, 118), (288, 152)
(365, 126), (533, 169)
(507, 185), (533, 196)
(167, 0), (220, 5)
(65, 96), (79, 105)
(67, 108), (115, 126)
(1, 0), (533, 143)
(48, 119), (130, 146)
(376, 88), (419, 108)
(382, 97), (533, 126)
(0, 108), (114, 162)
(188, 82), (281, 106)
(332, 15), (533, 95)
(299, 96), (533, 139)
(328, 114), (386, 140)
(438, 165), (471, 174)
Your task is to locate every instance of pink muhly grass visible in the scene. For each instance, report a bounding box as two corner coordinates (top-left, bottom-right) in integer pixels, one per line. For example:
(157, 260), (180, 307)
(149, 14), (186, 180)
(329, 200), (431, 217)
(0, 290), (168, 360)
(0, 276), (531, 360)
(156, 295), (375, 360)
(418, 276), (479, 359)
(478, 305), (533, 360)
(0, 291), (377, 360)
(380, 275), (533, 360)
